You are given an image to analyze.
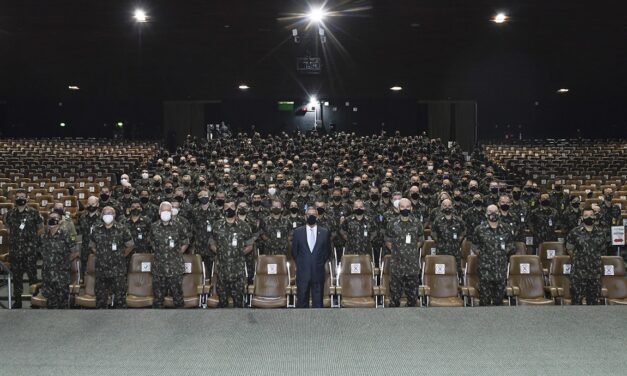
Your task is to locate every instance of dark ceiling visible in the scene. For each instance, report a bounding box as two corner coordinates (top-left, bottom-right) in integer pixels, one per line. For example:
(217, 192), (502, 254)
(0, 0), (626, 103)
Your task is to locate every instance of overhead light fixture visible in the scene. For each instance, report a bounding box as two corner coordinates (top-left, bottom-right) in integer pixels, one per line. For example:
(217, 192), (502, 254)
(134, 9), (148, 23)
(390, 86), (403, 91)
(557, 88), (570, 93)
(238, 84), (250, 90)
(493, 13), (508, 24)
(308, 7), (327, 23)
(59, 122), (66, 128)
(68, 85), (80, 91)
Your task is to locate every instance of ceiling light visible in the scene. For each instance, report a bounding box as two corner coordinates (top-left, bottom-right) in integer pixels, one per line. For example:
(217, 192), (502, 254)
(557, 88), (570, 93)
(238, 84), (250, 90)
(390, 86), (403, 91)
(68, 85), (80, 91)
(308, 7), (327, 23)
(134, 9), (148, 23)
(493, 13), (507, 24)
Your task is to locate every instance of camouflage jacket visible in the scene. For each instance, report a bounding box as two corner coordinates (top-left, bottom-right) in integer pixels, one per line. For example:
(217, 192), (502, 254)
(529, 206), (559, 243)
(89, 222), (134, 277)
(262, 215), (293, 255)
(472, 222), (516, 281)
(210, 219), (254, 279)
(385, 216), (425, 276)
(39, 227), (76, 282)
(122, 216), (152, 251)
(150, 221), (190, 277)
(431, 214), (466, 253)
(341, 215), (377, 255)
(5, 206), (43, 250)
(566, 225), (609, 280)
(77, 211), (102, 251)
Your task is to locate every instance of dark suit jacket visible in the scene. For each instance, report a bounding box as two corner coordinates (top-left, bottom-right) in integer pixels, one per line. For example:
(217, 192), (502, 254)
(291, 225), (331, 284)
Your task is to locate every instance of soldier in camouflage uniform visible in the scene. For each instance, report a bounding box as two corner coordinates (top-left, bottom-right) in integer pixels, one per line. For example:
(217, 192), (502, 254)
(77, 196), (101, 277)
(559, 196), (582, 233)
(261, 199), (293, 256)
(4, 189), (43, 308)
(462, 194), (486, 243)
(191, 189), (218, 271)
(237, 202), (263, 284)
(385, 198), (425, 307)
(431, 199), (466, 277)
(471, 205), (516, 306)
(138, 189), (159, 222)
(497, 195), (523, 241)
(340, 200), (376, 257)
(150, 202), (190, 308)
(38, 211), (78, 308)
(566, 208), (609, 305)
(52, 203), (78, 241)
(529, 193), (559, 245)
(122, 200), (152, 253)
(89, 207), (134, 308)
(209, 200), (255, 307)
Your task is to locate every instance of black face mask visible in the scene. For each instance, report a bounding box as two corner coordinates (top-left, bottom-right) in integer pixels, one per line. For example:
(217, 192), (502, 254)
(571, 202), (580, 209)
(100, 194), (109, 201)
(316, 207), (325, 215)
(370, 194), (379, 201)
(473, 200), (483, 207)
(53, 208), (64, 216)
(333, 196), (342, 202)
(237, 191), (244, 197)
(252, 201), (261, 207)
(300, 187), (309, 193)
(354, 208), (365, 216)
(130, 208), (141, 216)
(123, 188), (131, 195)
(421, 188), (430, 194)
(487, 213), (499, 222)
(48, 218), (59, 226)
(399, 208), (411, 217)
(582, 217), (595, 226)
(554, 185), (562, 191)
(87, 205), (99, 212)
(353, 183), (362, 189)
(541, 200), (550, 207)
(224, 208), (236, 218)
(442, 207), (453, 215)
(271, 207), (282, 215)
(199, 197), (210, 205)
(249, 180), (256, 186)
(153, 182), (161, 187)
(453, 196), (462, 202)
(164, 188), (173, 194)
(286, 186), (294, 191)
(140, 197), (150, 204)
(500, 204), (510, 211)
(382, 192), (391, 199)
(238, 209), (247, 216)
(524, 187), (532, 192)
(490, 188), (499, 194)
(469, 186), (478, 192)
(321, 184), (329, 190)
(410, 192), (420, 200)
(290, 207), (299, 214)
(605, 194), (614, 201)
(306, 215), (317, 225)
(512, 192), (521, 200)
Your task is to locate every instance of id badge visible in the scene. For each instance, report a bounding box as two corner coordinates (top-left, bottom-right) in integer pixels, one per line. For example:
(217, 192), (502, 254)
(206, 222), (212, 232)
(169, 239), (175, 248)
(405, 234), (411, 244)
(453, 233), (457, 240)
(293, 222), (297, 228)
(276, 231), (281, 239)
(364, 230), (368, 237)
(138, 233), (143, 240)
(500, 242), (505, 251)
(548, 219), (553, 227)
(19, 222), (25, 230)
(112, 243), (117, 251)
(232, 235), (238, 247)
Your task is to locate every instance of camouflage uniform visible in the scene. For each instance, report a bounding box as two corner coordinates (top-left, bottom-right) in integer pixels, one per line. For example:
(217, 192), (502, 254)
(4, 206), (43, 301)
(472, 222), (516, 306)
(150, 221), (190, 308)
(209, 219), (254, 307)
(340, 215), (376, 256)
(191, 206), (219, 271)
(499, 212), (523, 242)
(529, 206), (559, 245)
(39, 228), (76, 308)
(77, 210), (101, 275)
(89, 222), (134, 308)
(559, 206), (581, 233)
(262, 216), (293, 256)
(566, 225), (609, 305)
(123, 216), (152, 253)
(431, 214), (466, 276)
(385, 216), (425, 307)
(462, 206), (485, 243)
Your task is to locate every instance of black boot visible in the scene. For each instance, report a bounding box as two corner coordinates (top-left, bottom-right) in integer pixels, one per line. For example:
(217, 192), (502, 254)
(11, 300), (22, 309)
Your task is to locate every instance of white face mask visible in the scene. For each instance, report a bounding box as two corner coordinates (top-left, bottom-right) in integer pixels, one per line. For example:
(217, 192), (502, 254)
(268, 188), (277, 196)
(224, 168), (231, 174)
(102, 214), (114, 225)
(171, 208), (179, 216)
(120, 179), (128, 185)
(427, 165), (434, 171)
(160, 211), (172, 222)
(141, 173), (149, 179)
(393, 200), (401, 209)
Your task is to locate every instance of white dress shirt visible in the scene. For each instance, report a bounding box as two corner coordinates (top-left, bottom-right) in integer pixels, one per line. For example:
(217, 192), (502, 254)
(307, 225), (317, 252)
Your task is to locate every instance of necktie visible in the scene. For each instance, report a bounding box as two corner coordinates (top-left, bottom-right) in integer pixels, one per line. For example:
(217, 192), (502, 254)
(308, 227), (316, 252)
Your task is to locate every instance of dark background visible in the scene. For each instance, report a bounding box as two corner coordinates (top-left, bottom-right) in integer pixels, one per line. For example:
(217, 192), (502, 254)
(0, 0), (625, 140)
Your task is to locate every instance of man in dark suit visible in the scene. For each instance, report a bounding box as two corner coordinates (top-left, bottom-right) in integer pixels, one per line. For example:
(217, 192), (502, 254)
(291, 207), (331, 308)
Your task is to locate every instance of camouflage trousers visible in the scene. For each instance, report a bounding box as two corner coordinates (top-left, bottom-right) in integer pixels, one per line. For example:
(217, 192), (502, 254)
(246, 252), (255, 285)
(95, 275), (127, 308)
(216, 275), (246, 308)
(8, 252), (38, 298)
(80, 245), (91, 278)
(570, 277), (601, 305)
(390, 272), (420, 307)
(152, 274), (184, 308)
(42, 279), (70, 308)
(193, 241), (214, 275)
(478, 278), (506, 306)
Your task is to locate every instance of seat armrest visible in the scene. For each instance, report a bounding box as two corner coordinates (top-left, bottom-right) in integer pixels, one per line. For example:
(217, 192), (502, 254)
(506, 286), (520, 296)
(544, 286), (558, 298)
(373, 286), (381, 296)
(247, 285), (254, 295)
(284, 285), (292, 295)
(461, 287), (469, 296)
(601, 288), (608, 298)
(419, 285), (430, 296)
(335, 286), (342, 295)
(0, 252), (8, 262)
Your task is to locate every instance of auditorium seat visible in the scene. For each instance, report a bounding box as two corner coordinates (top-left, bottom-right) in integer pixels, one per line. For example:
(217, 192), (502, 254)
(336, 254), (377, 308)
(461, 255), (479, 306)
(126, 253), (154, 308)
(538, 242), (566, 276)
(75, 255), (97, 308)
(421, 239), (435, 259)
(378, 254), (391, 307)
(249, 255), (291, 308)
(601, 256), (627, 305)
(164, 254), (205, 308)
(547, 255), (573, 305)
(507, 255), (556, 305)
(31, 258), (81, 308)
(420, 255), (464, 307)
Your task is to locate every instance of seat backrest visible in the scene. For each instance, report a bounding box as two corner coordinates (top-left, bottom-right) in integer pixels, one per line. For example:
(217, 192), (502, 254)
(464, 254), (479, 289)
(339, 254), (373, 298)
(380, 254), (391, 296)
(182, 254), (204, 298)
(324, 261), (333, 296)
(0, 228), (10, 254)
(514, 241), (528, 255)
(508, 255), (546, 299)
(422, 255), (459, 298)
(548, 255), (572, 299)
(539, 241), (565, 270)
(422, 239), (436, 256)
(84, 254), (96, 296)
(601, 256), (627, 299)
(70, 257), (81, 286)
(127, 253), (154, 297)
(253, 255), (289, 298)
(461, 239), (473, 262)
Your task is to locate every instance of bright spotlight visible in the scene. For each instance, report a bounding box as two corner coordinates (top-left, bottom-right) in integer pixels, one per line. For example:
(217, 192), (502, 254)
(308, 7), (327, 23)
(309, 96), (318, 104)
(390, 86), (403, 91)
(59, 122), (66, 128)
(68, 85), (80, 91)
(238, 84), (250, 90)
(557, 88), (570, 93)
(134, 9), (148, 23)
(493, 13), (507, 23)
